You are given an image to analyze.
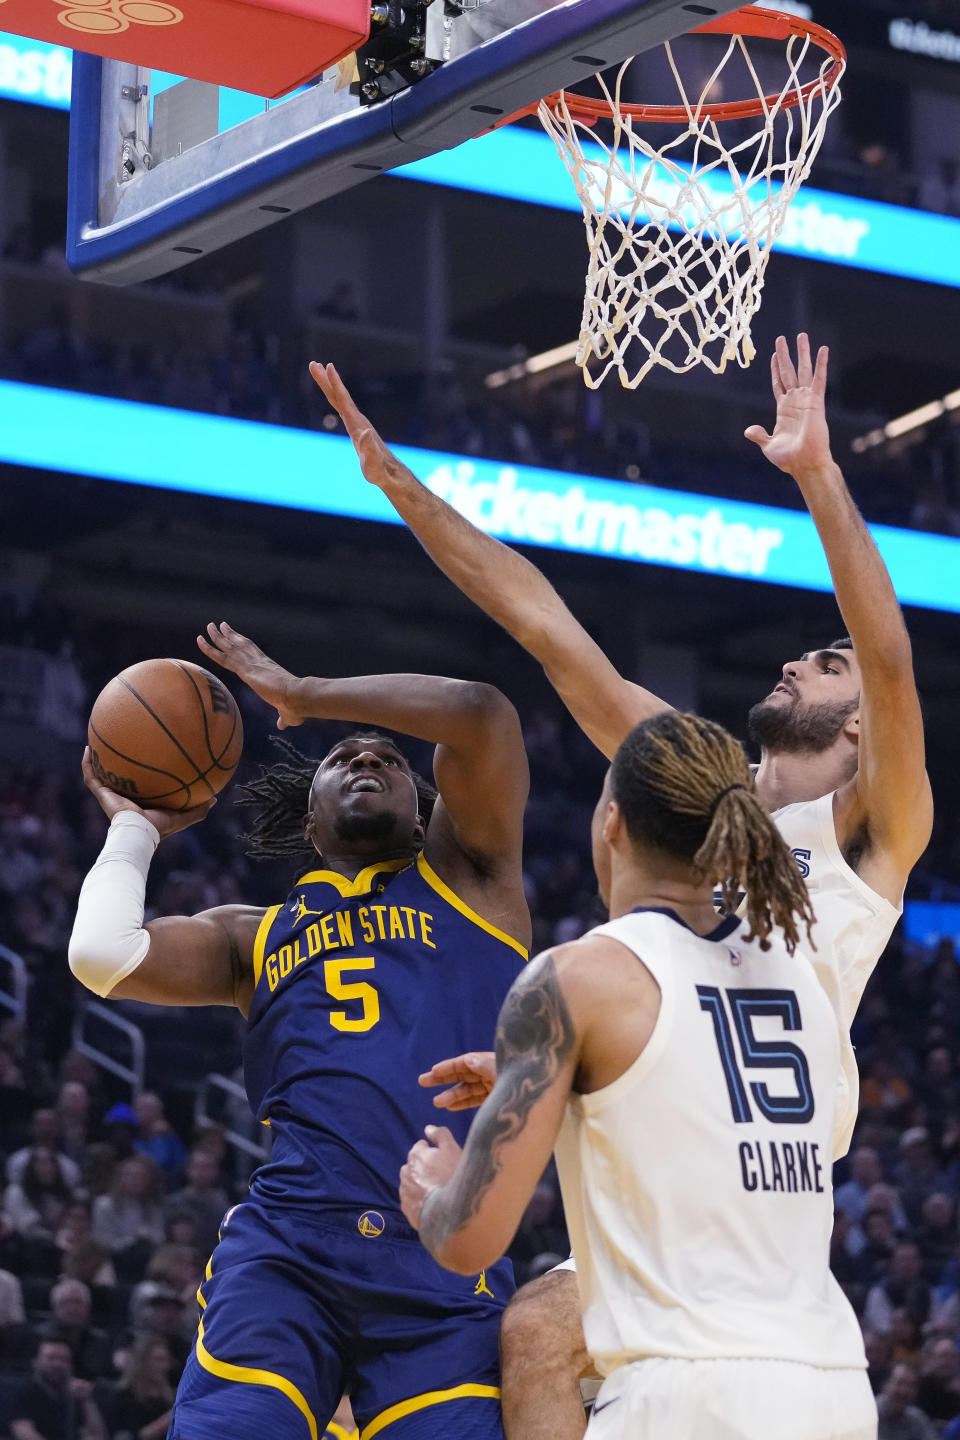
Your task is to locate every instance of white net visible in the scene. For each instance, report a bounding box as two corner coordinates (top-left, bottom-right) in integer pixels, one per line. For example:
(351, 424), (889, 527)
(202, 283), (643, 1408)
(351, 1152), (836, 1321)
(537, 17), (845, 388)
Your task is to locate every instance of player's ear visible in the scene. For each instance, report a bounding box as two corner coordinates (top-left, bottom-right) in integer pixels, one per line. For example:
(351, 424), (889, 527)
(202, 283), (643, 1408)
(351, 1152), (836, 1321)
(843, 707), (861, 744)
(601, 799), (622, 845)
(303, 811), (319, 851)
(414, 813), (427, 847)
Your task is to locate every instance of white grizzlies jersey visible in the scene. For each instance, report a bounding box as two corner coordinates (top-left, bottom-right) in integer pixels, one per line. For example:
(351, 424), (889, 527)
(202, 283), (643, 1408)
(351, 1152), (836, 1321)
(772, 791), (902, 1029)
(554, 907), (866, 1377)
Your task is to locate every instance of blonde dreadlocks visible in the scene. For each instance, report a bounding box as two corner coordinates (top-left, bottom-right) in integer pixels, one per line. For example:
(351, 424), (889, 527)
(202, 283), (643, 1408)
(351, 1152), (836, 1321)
(611, 711), (815, 953)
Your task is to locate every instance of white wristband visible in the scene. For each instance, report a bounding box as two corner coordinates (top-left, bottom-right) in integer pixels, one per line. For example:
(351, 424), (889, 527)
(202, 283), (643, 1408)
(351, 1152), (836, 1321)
(68, 811), (159, 998)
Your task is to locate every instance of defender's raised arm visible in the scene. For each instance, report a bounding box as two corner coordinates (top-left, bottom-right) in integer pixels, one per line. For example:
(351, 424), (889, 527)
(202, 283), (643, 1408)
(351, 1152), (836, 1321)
(310, 362), (669, 759)
(745, 335), (932, 905)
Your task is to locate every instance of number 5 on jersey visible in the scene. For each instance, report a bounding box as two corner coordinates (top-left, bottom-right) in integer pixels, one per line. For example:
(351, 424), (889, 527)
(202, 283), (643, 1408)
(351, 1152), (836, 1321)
(697, 986), (814, 1125)
(325, 958), (379, 1032)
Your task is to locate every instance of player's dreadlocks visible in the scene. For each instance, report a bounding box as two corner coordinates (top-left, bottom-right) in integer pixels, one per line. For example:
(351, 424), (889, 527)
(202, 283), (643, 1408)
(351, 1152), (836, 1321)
(611, 711), (815, 954)
(237, 734), (438, 861)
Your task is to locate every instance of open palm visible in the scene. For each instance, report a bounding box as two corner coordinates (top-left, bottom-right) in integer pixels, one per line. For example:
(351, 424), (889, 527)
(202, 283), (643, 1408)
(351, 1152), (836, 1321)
(745, 334), (833, 477)
(197, 622), (302, 729)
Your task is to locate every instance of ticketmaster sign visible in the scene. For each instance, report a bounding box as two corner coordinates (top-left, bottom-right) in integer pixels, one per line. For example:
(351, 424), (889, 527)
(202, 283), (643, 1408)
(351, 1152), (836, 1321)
(1, 380), (958, 614)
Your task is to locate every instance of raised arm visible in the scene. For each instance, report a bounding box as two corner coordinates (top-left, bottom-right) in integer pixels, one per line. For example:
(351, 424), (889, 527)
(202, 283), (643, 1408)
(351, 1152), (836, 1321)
(746, 335), (933, 901)
(68, 751), (261, 1012)
(310, 363), (669, 759)
(399, 951), (579, 1274)
(198, 625), (530, 938)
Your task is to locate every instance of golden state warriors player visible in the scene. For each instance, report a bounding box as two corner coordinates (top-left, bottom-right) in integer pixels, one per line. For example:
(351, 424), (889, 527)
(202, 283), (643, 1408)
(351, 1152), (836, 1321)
(311, 341), (931, 1438)
(68, 625), (531, 1440)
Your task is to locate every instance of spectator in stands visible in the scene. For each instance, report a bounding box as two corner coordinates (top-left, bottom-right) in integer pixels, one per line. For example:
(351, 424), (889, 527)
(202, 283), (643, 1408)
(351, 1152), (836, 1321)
(57, 1205), (117, 1301)
(857, 1185), (911, 1243)
(917, 1337), (960, 1426)
(896, 1129), (951, 1226)
(877, 1362), (939, 1440)
(0, 1264), (25, 1327)
(99, 1333), (174, 1440)
(44, 1280), (114, 1383)
(91, 1160), (164, 1280)
(917, 1047), (960, 1122)
(0, 1035), (30, 1141)
(836, 1146), (886, 1225)
(865, 1244), (933, 1335)
(189, 1125), (228, 1176)
(7, 1114), (81, 1191)
(865, 1329), (895, 1396)
(81, 1148), (116, 1203)
(100, 1108), (141, 1166)
(55, 1086), (90, 1171)
(133, 1097), (186, 1190)
(862, 1059), (913, 1115)
(0, 1263), (32, 1372)
(162, 1150), (228, 1258)
(830, 1209), (865, 1310)
(890, 1310), (926, 1369)
(162, 1214), (198, 1251)
(131, 1246), (202, 1339)
(916, 1193), (958, 1279)
(9, 1335), (108, 1440)
(3, 1149), (74, 1241)
(127, 1286), (191, 1374)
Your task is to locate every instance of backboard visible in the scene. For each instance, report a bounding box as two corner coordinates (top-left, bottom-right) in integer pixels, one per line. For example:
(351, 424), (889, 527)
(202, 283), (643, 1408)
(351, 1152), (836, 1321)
(66, 0), (744, 285)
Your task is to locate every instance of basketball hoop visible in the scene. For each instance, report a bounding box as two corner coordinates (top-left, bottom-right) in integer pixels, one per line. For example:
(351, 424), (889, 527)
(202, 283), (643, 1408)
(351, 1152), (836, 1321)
(528, 7), (846, 388)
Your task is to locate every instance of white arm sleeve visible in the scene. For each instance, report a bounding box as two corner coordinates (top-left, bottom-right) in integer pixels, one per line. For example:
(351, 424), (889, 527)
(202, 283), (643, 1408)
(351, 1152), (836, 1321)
(68, 811), (159, 998)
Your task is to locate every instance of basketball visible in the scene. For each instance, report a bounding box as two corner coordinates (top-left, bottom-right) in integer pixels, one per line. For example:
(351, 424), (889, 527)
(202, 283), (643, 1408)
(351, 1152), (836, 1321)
(87, 658), (244, 811)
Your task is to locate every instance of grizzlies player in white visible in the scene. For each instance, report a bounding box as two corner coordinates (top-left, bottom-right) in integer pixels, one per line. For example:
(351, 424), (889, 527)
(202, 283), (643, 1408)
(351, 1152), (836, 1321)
(313, 336), (931, 1439)
(401, 712), (876, 1440)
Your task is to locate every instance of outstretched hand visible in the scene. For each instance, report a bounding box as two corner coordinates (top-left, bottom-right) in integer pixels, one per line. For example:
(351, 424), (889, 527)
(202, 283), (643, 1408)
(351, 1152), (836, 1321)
(419, 1052), (497, 1112)
(81, 747), (216, 840)
(309, 362), (412, 492)
(745, 334), (833, 479)
(197, 622), (302, 730)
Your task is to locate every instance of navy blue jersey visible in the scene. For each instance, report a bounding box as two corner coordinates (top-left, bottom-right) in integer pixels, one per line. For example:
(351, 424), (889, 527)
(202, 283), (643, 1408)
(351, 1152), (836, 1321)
(244, 855), (527, 1214)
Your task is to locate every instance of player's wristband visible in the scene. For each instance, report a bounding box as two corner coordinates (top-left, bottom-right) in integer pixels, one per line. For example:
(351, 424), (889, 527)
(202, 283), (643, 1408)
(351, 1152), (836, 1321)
(68, 812), (159, 997)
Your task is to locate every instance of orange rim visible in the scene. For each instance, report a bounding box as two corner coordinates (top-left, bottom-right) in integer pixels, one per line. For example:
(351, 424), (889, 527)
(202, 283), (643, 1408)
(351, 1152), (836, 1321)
(529, 5), (845, 127)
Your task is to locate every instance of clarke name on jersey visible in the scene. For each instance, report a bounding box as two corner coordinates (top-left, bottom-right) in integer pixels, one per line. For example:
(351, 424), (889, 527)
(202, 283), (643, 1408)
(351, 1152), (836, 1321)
(738, 1139), (826, 1194)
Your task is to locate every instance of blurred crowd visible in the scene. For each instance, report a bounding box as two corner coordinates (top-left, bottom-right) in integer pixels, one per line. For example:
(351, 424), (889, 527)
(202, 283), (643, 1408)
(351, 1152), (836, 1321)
(1, 616), (960, 1439)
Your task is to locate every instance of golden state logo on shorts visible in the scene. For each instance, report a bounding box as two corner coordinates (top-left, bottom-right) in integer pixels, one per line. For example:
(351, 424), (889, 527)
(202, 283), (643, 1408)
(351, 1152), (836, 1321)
(358, 1210), (385, 1238)
(54, 0), (183, 34)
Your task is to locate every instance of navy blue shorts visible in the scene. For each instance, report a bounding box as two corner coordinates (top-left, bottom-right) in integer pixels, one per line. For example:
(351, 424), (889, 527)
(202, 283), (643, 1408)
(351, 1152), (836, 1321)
(167, 1199), (513, 1440)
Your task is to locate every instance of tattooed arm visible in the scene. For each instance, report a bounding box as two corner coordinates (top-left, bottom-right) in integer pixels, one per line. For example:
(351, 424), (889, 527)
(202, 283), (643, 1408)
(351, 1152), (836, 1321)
(400, 950), (580, 1274)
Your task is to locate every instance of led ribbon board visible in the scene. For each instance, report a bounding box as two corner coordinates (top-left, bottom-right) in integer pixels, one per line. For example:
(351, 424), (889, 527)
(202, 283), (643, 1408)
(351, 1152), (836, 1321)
(0, 31), (71, 108)
(1, 379), (958, 614)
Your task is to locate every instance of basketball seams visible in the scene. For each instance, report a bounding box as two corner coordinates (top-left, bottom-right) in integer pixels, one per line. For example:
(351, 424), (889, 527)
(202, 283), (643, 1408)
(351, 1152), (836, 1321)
(89, 719), (188, 783)
(89, 720), (194, 809)
(176, 662), (244, 777)
(89, 658), (243, 811)
(118, 671), (209, 780)
(92, 715), (229, 809)
(175, 662), (221, 766)
(172, 662), (240, 777)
